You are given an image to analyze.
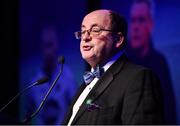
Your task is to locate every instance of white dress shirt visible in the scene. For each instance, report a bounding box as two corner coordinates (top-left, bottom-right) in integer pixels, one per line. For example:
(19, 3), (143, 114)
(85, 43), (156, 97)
(67, 51), (123, 125)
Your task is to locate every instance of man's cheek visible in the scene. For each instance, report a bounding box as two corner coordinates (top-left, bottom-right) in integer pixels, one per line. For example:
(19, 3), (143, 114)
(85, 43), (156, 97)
(94, 44), (105, 56)
(80, 46), (83, 54)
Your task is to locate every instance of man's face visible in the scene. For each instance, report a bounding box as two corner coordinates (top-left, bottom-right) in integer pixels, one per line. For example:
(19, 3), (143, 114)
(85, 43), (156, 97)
(41, 26), (59, 62)
(80, 10), (115, 67)
(129, 2), (153, 50)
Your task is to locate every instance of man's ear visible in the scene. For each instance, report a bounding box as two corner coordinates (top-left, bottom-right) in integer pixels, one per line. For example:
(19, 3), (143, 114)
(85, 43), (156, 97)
(115, 32), (124, 48)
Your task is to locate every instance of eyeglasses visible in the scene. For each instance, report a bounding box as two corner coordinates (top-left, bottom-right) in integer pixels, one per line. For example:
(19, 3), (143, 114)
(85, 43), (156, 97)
(74, 26), (114, 39)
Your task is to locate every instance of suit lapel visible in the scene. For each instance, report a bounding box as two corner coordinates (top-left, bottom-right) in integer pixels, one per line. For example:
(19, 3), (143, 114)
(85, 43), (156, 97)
(63, 84), (86, 124)
(88, 54), (127, 103)
(71, 55), (127, 124)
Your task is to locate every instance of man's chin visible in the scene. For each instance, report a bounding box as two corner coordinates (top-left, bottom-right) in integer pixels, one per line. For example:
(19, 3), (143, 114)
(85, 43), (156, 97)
(130, 43), (143, 50)
(130, 45), (145, 57)
(83, 55), (94, 61)
(82, 54), (97, 63)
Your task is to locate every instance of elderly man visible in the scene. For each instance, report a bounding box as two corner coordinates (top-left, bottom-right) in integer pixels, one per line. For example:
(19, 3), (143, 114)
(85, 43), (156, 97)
(63, 9), (164, 125)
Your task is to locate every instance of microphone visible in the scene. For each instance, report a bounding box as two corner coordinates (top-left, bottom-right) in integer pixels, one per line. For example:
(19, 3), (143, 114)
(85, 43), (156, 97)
(0, 77), (49, 113)
(22, 56), (65, 123)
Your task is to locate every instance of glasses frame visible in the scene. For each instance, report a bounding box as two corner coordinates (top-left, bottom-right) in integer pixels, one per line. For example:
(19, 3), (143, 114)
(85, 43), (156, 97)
(74, 26), (114, 39)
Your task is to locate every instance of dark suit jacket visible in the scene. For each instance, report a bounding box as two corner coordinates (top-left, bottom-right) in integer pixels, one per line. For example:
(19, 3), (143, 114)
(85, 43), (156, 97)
(63, 55), (164, 125)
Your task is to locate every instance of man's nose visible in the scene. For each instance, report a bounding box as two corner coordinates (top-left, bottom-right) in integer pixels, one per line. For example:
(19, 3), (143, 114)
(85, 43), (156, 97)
(131, 23), (139, 32)
(82, 31), (91, 42)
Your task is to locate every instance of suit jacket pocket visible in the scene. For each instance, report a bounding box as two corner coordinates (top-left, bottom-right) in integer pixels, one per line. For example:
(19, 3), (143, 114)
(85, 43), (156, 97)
(98, 106), (114, 115)
(96, 106), (115, 124)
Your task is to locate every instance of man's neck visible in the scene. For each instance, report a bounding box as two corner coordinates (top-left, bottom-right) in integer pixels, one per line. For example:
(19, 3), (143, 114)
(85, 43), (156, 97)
(140, 45), (149, 58)
(90, 50), (124, 70)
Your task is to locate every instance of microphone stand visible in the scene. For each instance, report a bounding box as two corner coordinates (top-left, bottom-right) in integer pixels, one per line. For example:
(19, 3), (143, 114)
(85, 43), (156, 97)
(22, 56), (65, 124)
(0, 77), (49, 113)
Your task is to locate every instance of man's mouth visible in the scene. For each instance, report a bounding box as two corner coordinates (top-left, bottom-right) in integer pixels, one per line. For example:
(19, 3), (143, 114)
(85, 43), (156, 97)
(83, 45), (93, 51)
(133, 35), (141, 41)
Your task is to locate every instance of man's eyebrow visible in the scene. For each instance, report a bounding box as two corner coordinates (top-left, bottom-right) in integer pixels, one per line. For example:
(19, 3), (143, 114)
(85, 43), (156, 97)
(91, 24), (99, 27)
(81, 25), (85, 28)
(81, 24), (100, 29)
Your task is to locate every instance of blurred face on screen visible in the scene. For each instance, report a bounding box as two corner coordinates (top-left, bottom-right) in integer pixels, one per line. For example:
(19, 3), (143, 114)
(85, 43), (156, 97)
(129, 2), (153, 51)
(41, 26), (59, 62)
(80, 10), (120, 68)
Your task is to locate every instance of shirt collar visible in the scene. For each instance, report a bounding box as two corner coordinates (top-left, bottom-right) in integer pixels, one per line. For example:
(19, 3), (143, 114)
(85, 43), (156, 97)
(91, 50), (124, 72)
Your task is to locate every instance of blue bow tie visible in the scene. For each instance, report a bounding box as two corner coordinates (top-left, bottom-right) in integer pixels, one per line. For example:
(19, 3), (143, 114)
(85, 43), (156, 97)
(83, 66), (104, 85)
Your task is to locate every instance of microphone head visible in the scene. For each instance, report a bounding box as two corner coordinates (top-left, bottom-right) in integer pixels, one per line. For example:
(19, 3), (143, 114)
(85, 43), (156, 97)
(36, 76), (49, 85)
(58, 56), (65, 64)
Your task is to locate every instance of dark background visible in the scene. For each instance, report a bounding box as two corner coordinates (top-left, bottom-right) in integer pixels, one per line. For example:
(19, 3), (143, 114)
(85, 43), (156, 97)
(0, 0), (19, 122)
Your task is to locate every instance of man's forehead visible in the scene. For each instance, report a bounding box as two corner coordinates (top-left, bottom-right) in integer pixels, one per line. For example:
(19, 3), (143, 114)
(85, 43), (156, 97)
(87, 9), (110, 16)
(131, 3), (150, 16)
(81, 10), (111, 28)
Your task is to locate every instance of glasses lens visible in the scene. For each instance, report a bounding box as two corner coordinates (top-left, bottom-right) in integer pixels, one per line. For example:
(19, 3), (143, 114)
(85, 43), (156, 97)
(90, 26), (102, 36)
(91, 26), (100, 33)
